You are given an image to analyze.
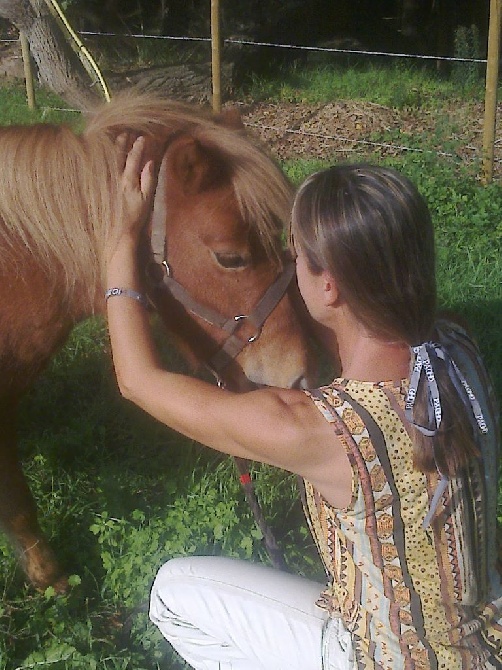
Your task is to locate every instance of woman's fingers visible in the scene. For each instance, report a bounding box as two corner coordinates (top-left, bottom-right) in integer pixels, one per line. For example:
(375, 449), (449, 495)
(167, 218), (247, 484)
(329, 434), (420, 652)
(115, 136), (158, 239)
(115, 132), (132, 170)
(123, 136), (146, 187)
(140, 159), (156, 201)
(124, 138), (157, 203)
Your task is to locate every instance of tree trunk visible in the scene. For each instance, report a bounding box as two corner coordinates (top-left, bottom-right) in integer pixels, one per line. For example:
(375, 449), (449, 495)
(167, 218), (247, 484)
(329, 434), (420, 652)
(0, 0), (104, 109)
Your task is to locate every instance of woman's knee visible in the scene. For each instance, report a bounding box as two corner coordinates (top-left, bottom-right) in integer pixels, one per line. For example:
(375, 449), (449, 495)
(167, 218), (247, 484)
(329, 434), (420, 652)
(149, 555), (240, 622)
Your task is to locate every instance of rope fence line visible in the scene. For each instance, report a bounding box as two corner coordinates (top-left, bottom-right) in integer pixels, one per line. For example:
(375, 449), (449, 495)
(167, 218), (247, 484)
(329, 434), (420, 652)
(30, 102), (500, 167)
(69, 32), (494, 65)
(244, 122), (502, 166)
(29, 98), (490, 165)
(225, 40), (488, 64)
(0, 31), (490, 64)
(245, 121), (458, 157)
(31, 96), (500, 165)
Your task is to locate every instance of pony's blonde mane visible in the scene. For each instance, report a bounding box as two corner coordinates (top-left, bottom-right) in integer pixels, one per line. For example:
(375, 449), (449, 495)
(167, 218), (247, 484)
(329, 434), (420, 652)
(0, 92), (293, 310)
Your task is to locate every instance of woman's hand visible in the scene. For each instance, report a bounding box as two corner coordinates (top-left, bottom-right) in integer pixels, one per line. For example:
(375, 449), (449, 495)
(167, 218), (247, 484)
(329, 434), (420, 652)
(106, 134), (157, 265)
(105, 134), (158, 292)
(118, 134), (156, 237)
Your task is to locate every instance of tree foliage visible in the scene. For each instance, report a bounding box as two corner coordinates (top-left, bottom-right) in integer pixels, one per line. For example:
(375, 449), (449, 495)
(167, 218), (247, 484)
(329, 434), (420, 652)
(43, 1), (491, 54)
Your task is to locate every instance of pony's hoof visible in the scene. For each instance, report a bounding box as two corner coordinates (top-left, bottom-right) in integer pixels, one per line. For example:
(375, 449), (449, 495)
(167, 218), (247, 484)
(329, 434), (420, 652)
(19, 540), (69, 593)
(42, 573), (69, 595)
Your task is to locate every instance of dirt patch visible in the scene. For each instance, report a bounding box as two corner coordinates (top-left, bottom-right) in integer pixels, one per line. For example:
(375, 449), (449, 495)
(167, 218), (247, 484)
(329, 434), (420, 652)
(0, 40), (23, 79)
(239, 99), (497, 177)
(241, 100), (405, 161)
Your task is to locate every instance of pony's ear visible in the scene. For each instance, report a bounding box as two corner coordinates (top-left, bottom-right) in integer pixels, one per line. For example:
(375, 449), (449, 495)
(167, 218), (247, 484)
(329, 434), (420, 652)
(169, 136), (219, 195)
(215, 106), (245, 130)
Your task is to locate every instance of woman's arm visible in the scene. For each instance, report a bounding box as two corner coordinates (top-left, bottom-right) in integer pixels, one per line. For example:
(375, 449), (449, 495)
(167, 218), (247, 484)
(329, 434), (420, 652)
(105, 137), (349, 497)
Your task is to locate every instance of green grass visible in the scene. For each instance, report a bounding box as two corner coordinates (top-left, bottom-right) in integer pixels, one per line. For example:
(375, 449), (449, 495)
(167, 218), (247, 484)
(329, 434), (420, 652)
(0, 65), (501, 669)
(1, 321), (319, 669)
(242, 60), (493, 109)
(0, 83), (81, 126)
(80, 32), (211, 74)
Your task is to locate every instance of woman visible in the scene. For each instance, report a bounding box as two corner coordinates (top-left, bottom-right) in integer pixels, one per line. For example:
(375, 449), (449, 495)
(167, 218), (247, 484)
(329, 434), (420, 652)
(105, 136), (501, 669)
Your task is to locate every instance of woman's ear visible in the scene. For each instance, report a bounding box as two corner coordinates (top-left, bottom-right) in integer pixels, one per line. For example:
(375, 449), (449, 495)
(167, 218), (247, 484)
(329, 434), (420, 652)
(322, 271), (341, 306)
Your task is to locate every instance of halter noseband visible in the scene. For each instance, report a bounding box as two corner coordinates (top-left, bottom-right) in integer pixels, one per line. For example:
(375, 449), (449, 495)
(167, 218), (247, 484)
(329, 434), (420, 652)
(146, 153), (296, 387)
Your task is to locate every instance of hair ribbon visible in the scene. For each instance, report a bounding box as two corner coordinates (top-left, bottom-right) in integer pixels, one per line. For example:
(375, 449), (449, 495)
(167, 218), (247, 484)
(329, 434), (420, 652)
(405, 342), (488, 438)
(404, 342), (488, 529)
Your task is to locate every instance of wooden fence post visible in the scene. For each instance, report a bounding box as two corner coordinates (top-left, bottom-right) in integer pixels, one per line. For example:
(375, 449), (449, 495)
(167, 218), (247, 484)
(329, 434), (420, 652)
(482, 0), (501, 184)
(20, 31), (36, 110)
(211, 0), (222, 113)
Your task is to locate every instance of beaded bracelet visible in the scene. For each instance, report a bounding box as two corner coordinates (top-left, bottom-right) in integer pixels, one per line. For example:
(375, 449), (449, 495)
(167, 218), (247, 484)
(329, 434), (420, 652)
(105, 287), (149, 309)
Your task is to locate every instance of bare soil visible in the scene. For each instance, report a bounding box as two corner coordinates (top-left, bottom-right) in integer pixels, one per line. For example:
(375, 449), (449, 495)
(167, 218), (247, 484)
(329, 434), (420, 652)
(239, 99), (499, 176)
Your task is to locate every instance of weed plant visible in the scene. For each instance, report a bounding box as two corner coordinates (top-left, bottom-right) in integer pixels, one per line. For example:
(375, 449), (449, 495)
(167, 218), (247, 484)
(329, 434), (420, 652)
(0, 71), (501, 669)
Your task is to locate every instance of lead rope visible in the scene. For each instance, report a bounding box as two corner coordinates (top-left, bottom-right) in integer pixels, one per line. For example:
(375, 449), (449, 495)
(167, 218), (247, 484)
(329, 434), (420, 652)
(233, 456), (288, 571)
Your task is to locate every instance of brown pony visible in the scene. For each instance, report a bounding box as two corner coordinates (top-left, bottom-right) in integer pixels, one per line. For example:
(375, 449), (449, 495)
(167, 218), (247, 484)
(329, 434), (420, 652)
(0, 92), (314, 591)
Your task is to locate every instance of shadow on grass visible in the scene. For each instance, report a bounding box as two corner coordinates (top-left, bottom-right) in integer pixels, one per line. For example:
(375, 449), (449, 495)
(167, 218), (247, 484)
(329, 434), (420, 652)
(448, 299), (502, 404)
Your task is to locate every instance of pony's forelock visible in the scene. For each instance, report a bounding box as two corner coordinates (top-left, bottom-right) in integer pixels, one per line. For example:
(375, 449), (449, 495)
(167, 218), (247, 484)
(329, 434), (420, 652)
(85, 92), (293, 264)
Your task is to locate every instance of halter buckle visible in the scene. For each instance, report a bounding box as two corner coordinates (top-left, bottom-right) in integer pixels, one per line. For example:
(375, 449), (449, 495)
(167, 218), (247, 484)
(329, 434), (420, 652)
(233, 314), (262, 344)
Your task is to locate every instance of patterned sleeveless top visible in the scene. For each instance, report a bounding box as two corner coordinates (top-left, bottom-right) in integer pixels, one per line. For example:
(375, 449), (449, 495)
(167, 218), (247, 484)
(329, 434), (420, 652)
(302, 322), (502, 670)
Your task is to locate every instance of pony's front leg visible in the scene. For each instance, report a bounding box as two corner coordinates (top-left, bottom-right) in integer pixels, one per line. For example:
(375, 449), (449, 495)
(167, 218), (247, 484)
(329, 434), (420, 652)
(0, 399), (68, 592)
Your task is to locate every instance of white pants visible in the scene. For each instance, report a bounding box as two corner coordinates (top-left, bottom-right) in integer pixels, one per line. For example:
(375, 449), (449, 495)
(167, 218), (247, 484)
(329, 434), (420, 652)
(149, 556), (355, 670)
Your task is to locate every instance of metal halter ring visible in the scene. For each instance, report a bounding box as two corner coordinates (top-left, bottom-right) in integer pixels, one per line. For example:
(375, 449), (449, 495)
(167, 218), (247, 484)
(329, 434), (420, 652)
(233, 314), (262, 343)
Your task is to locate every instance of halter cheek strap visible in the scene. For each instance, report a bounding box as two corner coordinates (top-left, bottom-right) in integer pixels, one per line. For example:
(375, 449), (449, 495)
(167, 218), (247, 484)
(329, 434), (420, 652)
(147, 150), (296, 386)
(158, 260), (296, 382)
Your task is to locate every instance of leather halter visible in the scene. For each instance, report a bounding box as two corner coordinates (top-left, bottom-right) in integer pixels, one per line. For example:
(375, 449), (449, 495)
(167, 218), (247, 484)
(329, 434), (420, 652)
(147, 153), (296, 387)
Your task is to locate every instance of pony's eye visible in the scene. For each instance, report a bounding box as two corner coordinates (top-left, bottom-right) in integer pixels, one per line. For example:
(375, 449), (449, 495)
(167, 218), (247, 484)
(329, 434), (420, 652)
(214, 252), (250, 269)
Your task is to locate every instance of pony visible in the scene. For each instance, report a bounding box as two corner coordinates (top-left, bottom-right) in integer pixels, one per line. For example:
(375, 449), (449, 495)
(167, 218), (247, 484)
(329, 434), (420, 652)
(0, 92), (314, 591)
